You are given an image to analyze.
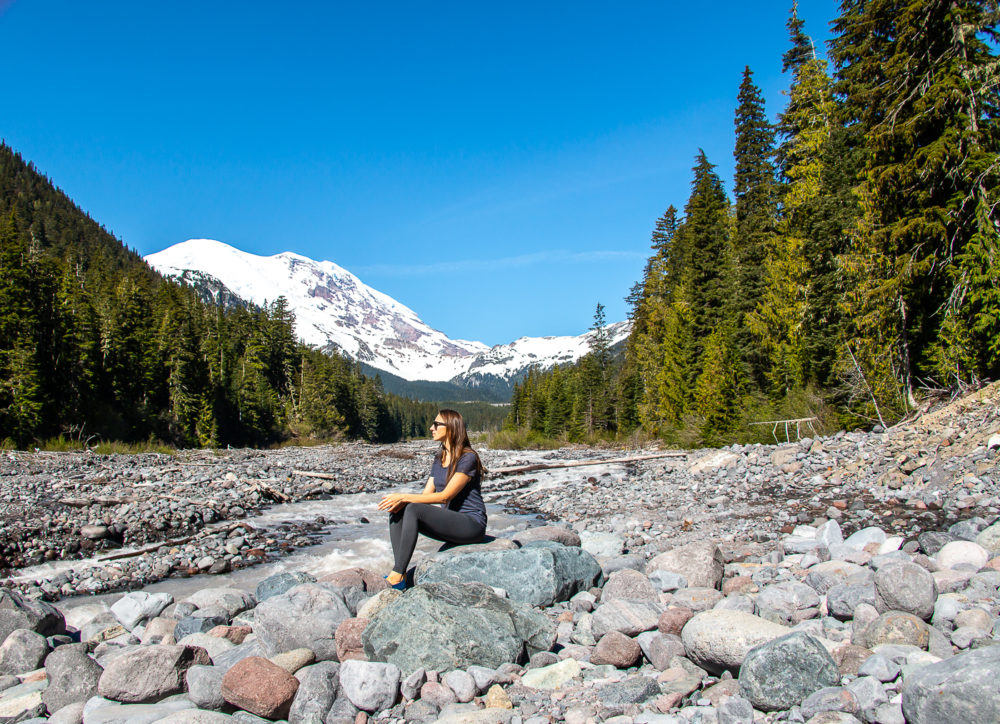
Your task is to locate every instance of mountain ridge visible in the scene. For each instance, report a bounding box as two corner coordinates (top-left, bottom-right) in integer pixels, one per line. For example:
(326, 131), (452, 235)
(145, 239), (630, 394)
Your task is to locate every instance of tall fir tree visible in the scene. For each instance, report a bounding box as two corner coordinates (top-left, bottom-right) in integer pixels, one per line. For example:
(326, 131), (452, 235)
(732, 66), (780, 388)
(832, 0), (1000, 413)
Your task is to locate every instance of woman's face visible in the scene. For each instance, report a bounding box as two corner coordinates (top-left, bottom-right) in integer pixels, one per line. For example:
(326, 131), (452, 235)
(431, 416), (448, 443)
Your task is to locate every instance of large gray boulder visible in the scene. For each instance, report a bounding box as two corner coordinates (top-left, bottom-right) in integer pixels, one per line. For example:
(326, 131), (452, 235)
(416, 542), (603, 607)
(185, 664), (226, 710)
(182, 588), (256, 619)
(0, 589), (65, 644)
(901, 645), (1000, 723)
(0, 628), (50, 675)
(256, 571), (317, 602)
(42, 643), (103, 713)
(738, 631), (840, 712)
(755, 582), (821, 625)
(874, 563), (937, 620)
(96, 644), (211, 703)
(646, 541), (724, 589)
(362, 582), (555, 675)
(254, 583), (352, 661)
(288, 661), (340, 724)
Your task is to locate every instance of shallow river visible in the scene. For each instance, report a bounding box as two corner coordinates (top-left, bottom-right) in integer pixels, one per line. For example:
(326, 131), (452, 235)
(16, 475), (560, 613)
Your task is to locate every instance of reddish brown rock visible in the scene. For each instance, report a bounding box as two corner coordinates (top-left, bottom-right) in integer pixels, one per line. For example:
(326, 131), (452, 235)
(420, 681), (457, 708)
(658, 606), (694, 636)
(354, 712), (368, 724)
(722, 576), (757, 596)
(335, 617), (370, 662)
(221, 656), (299, 719)
(208, 625), (252, 645)
(833, 644), (874, 676)
(655, 692), (685, 712)
(590, 631), (642, 669)
(702, 678), (740, 706)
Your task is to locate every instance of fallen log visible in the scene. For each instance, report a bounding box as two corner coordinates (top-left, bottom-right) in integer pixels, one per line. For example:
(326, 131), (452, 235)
(488, 451), (686, 477)
(96, 521), (253, 562)
(292, 469), (337, 480)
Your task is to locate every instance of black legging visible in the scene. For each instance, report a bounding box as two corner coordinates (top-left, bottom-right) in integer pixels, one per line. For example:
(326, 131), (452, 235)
(389, 503), (486, 575)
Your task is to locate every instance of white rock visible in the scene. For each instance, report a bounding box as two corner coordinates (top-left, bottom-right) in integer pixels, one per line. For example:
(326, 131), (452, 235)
(339, 659), (400, 712)
(680, 609), (790, 673)
(817, 520), (844, 548)
(878, 537), (904, 554)
(844, 527), (887, 551)
(519, 659), (581, 689)
(579, 532), (624, 558)
(110, 592), (173, 631)
(688, 451), (739, 474)
(935, 541), (989, 570)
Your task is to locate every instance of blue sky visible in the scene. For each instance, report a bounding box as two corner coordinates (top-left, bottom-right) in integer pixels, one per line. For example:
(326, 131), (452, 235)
(0, 1), (839, 346)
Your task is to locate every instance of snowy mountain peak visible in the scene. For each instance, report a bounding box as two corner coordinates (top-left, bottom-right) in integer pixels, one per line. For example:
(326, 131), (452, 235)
(145, 239), (630, 387)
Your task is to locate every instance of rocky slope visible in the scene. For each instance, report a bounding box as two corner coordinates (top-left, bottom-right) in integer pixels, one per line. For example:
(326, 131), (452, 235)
(0, 383), (997, 722)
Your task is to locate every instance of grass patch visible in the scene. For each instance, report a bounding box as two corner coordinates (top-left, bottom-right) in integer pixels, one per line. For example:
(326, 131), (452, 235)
(91, 440), (176, 455)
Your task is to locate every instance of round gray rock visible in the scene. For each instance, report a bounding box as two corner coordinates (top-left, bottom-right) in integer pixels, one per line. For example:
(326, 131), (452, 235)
(42, 643), (103, 713)
(185, 664), (226, 710)
(0, 589), (65, 644)
(646, 541), (724, 589)
(97, 644), (211, 703)
(874, 563), (937, 620)
(339, 659), (400, 712)
(254, 583), (352, 661)
(601, 569), (658, 603)
(755, 582), (820, 625)
(0, 628), (49, 675)
(591, 599), (663, 637)
(738, 631), (840, 711)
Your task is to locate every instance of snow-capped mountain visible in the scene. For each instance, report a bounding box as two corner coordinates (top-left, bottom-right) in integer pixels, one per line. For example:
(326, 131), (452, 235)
(145, 239), (630, 386)
(454, 322), (632, 388)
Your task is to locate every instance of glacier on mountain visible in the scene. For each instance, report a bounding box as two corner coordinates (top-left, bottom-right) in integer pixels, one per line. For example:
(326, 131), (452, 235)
(145, 239), (630, 386)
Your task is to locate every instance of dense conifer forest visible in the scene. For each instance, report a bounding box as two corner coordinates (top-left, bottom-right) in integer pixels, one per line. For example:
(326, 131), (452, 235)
(506, 2), (1000, 446)
(0, 144), (487, 447)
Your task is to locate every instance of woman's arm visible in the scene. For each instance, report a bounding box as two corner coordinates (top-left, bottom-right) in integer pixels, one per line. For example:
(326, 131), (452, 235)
(377, 473), (471, 512)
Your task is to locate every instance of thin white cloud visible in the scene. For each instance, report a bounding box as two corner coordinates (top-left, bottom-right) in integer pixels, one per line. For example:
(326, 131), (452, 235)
(354, 249), (645, 276)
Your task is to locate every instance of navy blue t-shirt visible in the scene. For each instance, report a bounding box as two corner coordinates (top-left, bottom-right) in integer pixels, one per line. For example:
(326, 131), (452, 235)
(431, 450), (487, 527)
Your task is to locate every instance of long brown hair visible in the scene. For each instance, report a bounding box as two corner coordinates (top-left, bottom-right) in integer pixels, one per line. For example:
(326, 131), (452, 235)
(436, 408), (485, 482)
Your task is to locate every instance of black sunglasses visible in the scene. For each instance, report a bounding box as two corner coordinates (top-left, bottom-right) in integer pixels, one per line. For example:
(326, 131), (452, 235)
(431, 421), (445, 429)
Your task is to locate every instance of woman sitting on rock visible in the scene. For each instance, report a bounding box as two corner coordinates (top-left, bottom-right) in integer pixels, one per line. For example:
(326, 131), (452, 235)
(377, 409), (487, 590)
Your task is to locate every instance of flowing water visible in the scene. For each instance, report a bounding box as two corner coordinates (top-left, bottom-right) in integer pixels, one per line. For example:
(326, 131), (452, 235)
(13, 455), (633, 614)
(28, 479), (546, 613)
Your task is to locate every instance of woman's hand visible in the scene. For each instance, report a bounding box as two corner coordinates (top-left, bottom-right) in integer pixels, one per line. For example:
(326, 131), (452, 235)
(377, 493), (410, 513)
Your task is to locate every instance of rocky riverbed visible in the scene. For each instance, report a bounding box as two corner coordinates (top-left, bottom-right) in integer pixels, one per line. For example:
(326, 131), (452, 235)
(0, 383), (997, 723)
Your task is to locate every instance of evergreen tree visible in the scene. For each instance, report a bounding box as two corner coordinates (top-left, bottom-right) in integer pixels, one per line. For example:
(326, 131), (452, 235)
(677, 151), (732, 348)
(751, 7), (842, 394)
(732, 66), (780, 387)
(832, 0), (1000, 410)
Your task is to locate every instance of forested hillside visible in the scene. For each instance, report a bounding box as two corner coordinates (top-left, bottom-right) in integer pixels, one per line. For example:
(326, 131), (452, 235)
(507, 2), (999, 446)
(0, 144), (454, 447)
